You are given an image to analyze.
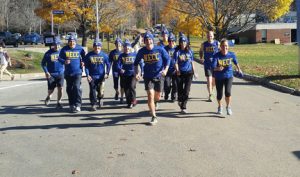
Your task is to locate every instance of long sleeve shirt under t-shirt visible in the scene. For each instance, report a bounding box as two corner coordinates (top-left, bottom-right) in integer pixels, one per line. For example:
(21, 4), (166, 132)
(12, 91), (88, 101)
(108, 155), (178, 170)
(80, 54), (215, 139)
(59, 44), (85, 76)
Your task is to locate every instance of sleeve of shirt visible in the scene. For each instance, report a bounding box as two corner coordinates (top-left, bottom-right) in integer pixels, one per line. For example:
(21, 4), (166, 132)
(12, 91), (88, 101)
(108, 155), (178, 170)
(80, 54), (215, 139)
(41, 53), (48, 73)
(139, 58), (144, 74)
(117, 55), (123, 73)
(104, 53), (111, 75)
(84, 54), (90, 76)
(190, 49), (194, 61)
(58, 48), (66, 64)
(80, 48), (86, 61)
(232, 52), (238, 65)
(108, 51), (113, 64)
(212, 54), (218, 69)
(134, 50), (142, 66)
(161, 48), (170, 67)
(173, 50), (179, 64)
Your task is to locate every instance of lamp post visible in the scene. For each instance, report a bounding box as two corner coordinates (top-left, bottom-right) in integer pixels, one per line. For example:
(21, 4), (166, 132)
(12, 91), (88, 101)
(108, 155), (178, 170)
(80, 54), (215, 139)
(96, 0), (99, 40)
(297, 0), (300, 74)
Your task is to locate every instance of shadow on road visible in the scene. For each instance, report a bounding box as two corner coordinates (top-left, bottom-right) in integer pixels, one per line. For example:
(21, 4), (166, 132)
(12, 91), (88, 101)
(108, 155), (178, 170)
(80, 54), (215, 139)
(292, 151), (300, 160)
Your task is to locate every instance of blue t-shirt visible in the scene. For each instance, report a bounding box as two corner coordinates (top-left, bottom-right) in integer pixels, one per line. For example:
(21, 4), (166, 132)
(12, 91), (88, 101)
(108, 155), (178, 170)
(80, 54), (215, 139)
(134, 46), (170, 79)
(164, 45), (176, 75)
(203, 40), (219, 69)
(109, 49), (122, 73)
(59, 44), (85, 76)
(117, 52), (139, 76)
(174, 49), (194, 74)
(84, 50), (110, 79)
(41, 49), (64, 76)
(212, 51), (238, 80)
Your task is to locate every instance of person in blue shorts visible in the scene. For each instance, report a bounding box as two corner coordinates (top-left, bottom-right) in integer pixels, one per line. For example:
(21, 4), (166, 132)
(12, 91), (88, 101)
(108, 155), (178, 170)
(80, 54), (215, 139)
(134, 31), (170, 125)
(59, 36), (85, 113)
(109, 38), (124, 103)
(118, 39), (143, 108)
(163, 33), (177, 102)
(84, 40), (110, 111)
(212, 39), (243, 116)
(174, 34), (195, 113)
(41, 37), (64, 109)
(199, 30), (219, 102)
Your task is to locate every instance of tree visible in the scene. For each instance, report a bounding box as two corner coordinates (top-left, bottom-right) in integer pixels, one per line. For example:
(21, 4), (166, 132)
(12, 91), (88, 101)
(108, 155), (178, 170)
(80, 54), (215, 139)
(160, 0), (204, 38)
(264, 0), (294, 21)
(169, 0), (294, 40)
(36, 0), (136, 46)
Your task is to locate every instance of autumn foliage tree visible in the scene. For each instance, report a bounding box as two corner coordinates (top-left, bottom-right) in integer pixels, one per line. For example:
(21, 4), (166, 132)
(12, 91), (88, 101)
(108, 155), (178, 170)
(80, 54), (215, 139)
(160, 0), (204, 38)
(36, 0), (136, 46)
(169, 0), (294, 40)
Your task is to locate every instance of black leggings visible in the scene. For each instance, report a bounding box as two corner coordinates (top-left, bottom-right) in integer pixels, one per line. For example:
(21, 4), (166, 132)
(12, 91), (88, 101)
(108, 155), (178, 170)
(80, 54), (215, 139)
(215, 77), (233, 100)
(121, 75), (136, 105)
(177, 72), (193, 109)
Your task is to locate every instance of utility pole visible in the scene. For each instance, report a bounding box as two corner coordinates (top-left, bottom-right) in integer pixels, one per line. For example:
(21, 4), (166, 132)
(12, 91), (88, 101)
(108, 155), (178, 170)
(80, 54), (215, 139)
(297, 0), (300, 74)
(96, 0), (99, 40)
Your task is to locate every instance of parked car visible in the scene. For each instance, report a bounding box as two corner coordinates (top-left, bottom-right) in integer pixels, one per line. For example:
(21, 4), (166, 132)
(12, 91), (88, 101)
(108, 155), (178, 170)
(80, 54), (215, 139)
(0, 31), (19, 47)
(65, 32), (77, 40)
(23, 32), (43, 45)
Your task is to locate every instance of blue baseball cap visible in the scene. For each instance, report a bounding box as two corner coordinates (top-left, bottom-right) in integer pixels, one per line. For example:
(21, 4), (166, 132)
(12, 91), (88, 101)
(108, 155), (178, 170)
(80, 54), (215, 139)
(93, 40), (102, 47)
(53, 37), (61, 45)
(123, 39), (131, 47)
(162, 29), (169, 36)
(68, 35), (76, 42)
(143, 31), (154, 41)
(168, 33), (176, 42)
(115, 37), (122, 45)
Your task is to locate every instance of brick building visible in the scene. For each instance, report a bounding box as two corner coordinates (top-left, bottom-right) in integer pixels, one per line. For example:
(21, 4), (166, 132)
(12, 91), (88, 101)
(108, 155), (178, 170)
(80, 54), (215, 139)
(229, 23), (297, 44)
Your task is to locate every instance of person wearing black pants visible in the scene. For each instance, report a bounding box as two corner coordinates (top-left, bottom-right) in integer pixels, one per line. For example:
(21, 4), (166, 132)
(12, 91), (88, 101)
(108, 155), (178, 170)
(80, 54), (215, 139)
(174, 34), (195, 114)
(118, 39), (142, 108)
(212, 39), (242, 116)
(164, 33), (177, 102)
(84, 40), (110, 111)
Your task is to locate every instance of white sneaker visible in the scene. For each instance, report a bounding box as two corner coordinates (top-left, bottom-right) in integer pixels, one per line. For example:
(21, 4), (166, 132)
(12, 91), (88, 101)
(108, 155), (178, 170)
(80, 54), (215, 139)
(75, 106), (81, 112)
(91, 105), (96, 111)
(181, 109), (187, 114)
(149, 116), (158, 126)
(217, 106), (223, 115)
(226, 107), (232, 115)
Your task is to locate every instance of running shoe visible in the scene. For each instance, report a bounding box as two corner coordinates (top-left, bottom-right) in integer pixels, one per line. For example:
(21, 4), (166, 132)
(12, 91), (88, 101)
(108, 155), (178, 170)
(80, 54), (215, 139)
(217, 106), (223, 115)
(44, 96), (50, 106)
(226, 107), (233, 115)
(91, 105), (97, 111)
(98, 99), (103, 108)
(181, 109), (187, 114)
(56, 102), (63, 109)
(74, 106), (81, 112)
(208, 94), (213, 102)
(114, 92), (119, 100)
(149, 116), (158, 126)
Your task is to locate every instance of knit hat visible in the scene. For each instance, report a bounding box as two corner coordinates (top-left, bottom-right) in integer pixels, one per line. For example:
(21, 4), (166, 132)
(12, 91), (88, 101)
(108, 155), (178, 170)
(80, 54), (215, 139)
(123, 39), (131, 47)
(143, 31), (154, 41)
(93, 40), (102, 47)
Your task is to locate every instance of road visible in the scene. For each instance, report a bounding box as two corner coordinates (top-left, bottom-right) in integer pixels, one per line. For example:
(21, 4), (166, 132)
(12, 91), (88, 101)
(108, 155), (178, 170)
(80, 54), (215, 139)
(0, 63), (300, 177)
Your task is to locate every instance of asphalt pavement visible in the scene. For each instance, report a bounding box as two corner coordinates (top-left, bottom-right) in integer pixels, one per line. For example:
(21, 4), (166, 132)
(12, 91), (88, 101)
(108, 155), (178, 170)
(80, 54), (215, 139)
(0, 63), (300, 177)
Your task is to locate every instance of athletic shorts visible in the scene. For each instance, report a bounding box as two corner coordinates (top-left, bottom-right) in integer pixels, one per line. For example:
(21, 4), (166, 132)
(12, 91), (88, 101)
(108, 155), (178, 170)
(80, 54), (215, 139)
(204, 67), (214, 77)
(47, 74), (64, 90)
(144, 77), (164, 92)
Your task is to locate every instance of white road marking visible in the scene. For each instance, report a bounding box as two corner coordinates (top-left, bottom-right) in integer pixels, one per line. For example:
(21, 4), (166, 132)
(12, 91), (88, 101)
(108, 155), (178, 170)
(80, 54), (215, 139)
(0, 81), (45, 90)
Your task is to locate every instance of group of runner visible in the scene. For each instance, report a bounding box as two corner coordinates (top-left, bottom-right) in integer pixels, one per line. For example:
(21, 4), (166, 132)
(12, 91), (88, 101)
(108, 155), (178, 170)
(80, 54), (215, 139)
(41, 30), (243, 125)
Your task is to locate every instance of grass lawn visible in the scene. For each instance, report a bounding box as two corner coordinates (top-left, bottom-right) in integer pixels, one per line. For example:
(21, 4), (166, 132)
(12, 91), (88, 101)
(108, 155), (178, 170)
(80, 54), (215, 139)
(189, 37), (299, 90)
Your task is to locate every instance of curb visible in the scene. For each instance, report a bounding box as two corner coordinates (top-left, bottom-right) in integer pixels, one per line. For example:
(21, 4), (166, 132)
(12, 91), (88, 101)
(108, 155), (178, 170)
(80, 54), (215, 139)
(194, 59), (299, 97)
(241, 74), (300, 96)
